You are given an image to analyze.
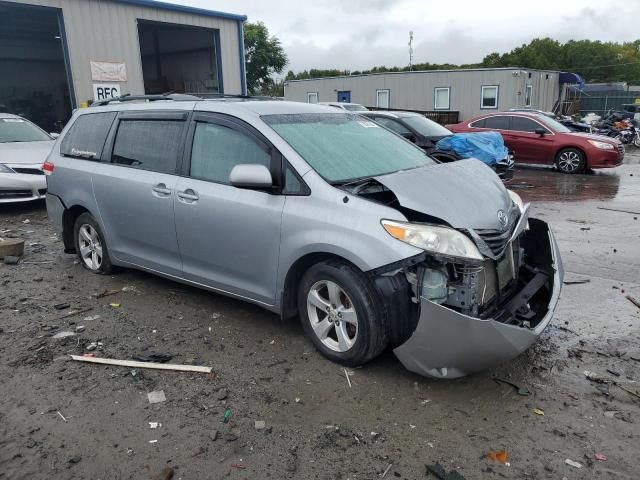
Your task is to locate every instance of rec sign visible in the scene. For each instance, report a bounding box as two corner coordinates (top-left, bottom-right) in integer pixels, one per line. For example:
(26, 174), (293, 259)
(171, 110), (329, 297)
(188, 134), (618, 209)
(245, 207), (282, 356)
(93, 83), (121, 102)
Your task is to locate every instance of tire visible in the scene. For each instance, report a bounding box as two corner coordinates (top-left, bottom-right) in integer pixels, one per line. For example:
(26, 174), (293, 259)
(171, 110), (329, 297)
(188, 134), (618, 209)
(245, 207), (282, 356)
(556, 148), (586, 174)
(73, 212), (114, 274)
(633, 136), (640, 149)
(297, 260), (388, 367)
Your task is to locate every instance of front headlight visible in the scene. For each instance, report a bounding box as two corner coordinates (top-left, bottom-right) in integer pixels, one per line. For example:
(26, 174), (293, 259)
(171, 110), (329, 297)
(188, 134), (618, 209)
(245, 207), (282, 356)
(382, 220), (483, 261)
(0, 164), (15, 173)
(587, 139), (615, 150)
(508, 189), (524, 213)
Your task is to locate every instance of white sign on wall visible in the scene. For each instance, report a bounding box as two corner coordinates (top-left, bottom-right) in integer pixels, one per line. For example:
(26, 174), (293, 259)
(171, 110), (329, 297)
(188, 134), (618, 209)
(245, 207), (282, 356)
(90, 61), (127, 82)
(93, 83), (121, 102)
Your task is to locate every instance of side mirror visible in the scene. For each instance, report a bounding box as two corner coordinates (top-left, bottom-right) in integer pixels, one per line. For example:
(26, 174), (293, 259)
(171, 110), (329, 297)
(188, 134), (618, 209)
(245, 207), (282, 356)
(49, 132), (60, 139)
(534, 128), (547, 137)
(229, 164), (273, 189)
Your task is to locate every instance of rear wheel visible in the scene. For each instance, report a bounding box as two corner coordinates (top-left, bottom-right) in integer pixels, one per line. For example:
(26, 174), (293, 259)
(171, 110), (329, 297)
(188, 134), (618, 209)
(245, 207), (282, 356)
(74, 213), (113, 274)
(297, 260), (387, 367)
(556, 148), (585, 174)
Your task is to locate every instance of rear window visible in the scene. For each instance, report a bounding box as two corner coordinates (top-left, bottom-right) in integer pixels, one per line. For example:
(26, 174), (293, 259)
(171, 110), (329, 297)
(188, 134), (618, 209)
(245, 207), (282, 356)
(60, 112), (116, 159)
(111, 119), (185, 174)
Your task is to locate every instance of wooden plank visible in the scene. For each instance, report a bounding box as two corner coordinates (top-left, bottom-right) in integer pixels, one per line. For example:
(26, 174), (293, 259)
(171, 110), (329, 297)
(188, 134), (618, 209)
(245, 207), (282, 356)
(70, 355), (212, 373)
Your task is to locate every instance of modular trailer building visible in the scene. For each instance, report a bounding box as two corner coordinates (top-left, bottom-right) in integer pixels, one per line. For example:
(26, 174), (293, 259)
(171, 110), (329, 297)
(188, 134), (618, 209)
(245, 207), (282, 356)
(0, 0), (247, 131)
(284, 68), (561, 121)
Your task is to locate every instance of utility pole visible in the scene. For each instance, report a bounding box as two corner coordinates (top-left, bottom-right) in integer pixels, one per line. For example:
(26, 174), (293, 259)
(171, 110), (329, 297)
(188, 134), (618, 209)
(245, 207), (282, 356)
(408, 31), (414, 71)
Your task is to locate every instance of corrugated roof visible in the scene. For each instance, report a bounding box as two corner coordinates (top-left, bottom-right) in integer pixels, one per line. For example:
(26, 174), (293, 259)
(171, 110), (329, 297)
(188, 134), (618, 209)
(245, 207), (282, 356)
(114, 0), (247, 21)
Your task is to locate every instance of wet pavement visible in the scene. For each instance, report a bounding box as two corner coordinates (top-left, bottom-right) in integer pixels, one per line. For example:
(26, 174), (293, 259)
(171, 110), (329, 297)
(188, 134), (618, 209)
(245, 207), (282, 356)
(0, 153), (639, 480)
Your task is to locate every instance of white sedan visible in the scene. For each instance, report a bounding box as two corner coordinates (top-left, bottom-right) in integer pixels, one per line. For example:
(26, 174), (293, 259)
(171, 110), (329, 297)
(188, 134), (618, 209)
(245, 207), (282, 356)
(0, 114), (56, 203)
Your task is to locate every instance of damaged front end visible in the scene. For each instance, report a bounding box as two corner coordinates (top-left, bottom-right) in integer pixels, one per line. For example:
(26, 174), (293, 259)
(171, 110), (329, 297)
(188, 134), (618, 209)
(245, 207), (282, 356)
(373, 207), (563, 379)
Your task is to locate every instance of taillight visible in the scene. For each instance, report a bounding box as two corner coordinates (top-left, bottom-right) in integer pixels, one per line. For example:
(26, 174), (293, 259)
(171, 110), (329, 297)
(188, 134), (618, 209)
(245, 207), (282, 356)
(43, 160), (55, 176)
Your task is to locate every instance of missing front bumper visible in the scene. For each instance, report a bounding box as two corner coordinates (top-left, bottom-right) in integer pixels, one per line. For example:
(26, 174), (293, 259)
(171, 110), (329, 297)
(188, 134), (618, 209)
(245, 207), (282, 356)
(393, 219), (563, 379)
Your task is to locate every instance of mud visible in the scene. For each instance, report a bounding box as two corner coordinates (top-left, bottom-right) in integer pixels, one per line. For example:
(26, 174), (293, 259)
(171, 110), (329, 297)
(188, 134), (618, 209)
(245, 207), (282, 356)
(1, 154), (639, 479)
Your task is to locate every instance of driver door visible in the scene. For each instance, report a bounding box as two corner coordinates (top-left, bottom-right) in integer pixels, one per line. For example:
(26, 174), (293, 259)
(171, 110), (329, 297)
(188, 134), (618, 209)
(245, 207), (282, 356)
(173, 113), (285, 305)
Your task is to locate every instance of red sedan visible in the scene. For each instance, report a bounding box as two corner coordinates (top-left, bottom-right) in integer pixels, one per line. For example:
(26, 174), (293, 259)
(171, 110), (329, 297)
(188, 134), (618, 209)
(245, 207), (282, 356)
(447, 112), (624, 174)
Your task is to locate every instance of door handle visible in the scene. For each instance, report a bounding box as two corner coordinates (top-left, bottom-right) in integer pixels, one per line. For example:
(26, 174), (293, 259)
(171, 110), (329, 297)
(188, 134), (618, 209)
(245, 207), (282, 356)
(152, 183), (172, 196)
(177, 189), (199, 202)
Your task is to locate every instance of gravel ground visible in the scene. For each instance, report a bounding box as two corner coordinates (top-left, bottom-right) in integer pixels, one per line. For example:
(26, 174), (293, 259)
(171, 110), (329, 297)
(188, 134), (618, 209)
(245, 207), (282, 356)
(1, 157), (639, 480)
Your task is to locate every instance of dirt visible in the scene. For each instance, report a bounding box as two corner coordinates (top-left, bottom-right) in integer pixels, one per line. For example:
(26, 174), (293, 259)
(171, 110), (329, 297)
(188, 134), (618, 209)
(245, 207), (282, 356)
(1, 155), (640, 480)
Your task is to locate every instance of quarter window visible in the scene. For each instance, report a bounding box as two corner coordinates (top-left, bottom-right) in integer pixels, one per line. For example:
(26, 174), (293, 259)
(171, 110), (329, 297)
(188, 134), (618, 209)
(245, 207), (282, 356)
(60, 112), (117, 160)
(307, 92), (319, 104)
(111, 119), (185, 173)
(434, 87), (450, 110)
(481, 85), (499, 109)
(483, 116), (509, 130)
(190, 122), (271, 184)
(511, 116), (546, 133)
(470, 118), (486, 128)
(376, 89), (390, 109)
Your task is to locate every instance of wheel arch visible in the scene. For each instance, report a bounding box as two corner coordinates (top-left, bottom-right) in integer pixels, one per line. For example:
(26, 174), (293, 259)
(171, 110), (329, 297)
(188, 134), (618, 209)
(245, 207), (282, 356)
(61, 204), (93, 253)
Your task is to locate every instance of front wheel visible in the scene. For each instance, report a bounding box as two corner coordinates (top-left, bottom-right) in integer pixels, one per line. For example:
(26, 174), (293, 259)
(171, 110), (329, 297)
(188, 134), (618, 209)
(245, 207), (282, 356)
(556, 148), (586, 174)
(73, 212), (114, 274)
(297, 260), (388, 367)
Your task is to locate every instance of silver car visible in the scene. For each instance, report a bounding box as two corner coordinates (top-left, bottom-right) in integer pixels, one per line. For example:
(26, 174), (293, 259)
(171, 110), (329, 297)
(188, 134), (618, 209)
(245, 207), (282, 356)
(0, 113), (55, 203)
(45, 97), (563, 379)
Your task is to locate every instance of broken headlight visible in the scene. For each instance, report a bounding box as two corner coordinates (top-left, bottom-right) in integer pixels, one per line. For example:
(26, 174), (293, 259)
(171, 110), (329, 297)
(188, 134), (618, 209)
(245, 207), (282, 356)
(381, 220), (483, 261)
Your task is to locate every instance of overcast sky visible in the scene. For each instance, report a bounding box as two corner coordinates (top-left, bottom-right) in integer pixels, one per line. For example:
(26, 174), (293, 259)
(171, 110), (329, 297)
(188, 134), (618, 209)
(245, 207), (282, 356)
(173, 0), (640, 76)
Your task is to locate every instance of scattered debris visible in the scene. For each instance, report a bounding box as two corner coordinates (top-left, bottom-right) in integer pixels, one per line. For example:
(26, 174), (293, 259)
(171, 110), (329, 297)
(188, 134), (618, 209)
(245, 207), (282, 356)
(425, 462), (467, 479)
(224, 433), (238, 442)
(83, 314), (100, 321)
(154, 467), (174, 480)
(132, 352), (173, 363)
(95, 289), (119, 299)
(4, 255), (21, 265)
(533, 408), (545, 416)
(254, 420), (266, 430)
(109, 303), (120, 308)
(565, 459), (582, 468)
(585, 370), (640, 400)
(147, 391), (167, 404)
(563, 279), (591, 285)
(57, 411), (68, 422)
(595, 453), (607, 462)
(223, 409), (232, 423)
(493, 377), (531, 396)
(69, 355), (213, 373)
(295, 397), (302, 404)
(85, 342), (97, 351)
(209, 430), (219, 441)
(487, 450), (508, 464)
(597, 206), (640, 216)
(606, 369), (621, 377)
(230, 464), (246, 470)
(52, 331), (76, 339)
(53, 302), (70, 310)
(149, 422), (162, 429)
(68, 455), (81, 464)
(344, 368), (352, 388)
(626, 295), (640, 310)
(381, 463), (393, 478)
(75, 325), (85, 333)
(149, 439), (158, 444)
(216, 388), (228, 400)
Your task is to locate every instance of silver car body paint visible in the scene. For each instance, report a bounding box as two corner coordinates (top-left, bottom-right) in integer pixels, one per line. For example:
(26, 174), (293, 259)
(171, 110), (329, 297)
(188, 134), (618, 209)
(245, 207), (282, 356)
(46, 100), (562, 378)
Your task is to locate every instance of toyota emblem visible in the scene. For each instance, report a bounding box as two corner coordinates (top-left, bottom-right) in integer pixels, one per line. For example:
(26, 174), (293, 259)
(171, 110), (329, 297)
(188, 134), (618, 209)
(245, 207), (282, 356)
(497, 210), (508, 228)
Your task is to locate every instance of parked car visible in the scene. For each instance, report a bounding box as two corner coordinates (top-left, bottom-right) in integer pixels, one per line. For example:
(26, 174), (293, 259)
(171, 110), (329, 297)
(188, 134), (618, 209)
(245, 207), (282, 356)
(45, 97), (562, 379)
(0, 113), (56, 203)
(319, 102), (369, 112)
(363, 111), (514, 180)
(447, 112), (624, 174)
(508, 109), (592, 133)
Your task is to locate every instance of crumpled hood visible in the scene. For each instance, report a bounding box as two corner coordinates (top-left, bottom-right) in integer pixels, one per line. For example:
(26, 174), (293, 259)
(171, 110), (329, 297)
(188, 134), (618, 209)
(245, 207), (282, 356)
(375, 159), (512, 230)
(0, 141), (55, 165)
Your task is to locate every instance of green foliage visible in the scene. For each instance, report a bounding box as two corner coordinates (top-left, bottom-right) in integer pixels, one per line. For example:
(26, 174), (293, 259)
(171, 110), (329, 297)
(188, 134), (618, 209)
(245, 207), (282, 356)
(244, 22), (288, 95)
(285, 38), (640, 84)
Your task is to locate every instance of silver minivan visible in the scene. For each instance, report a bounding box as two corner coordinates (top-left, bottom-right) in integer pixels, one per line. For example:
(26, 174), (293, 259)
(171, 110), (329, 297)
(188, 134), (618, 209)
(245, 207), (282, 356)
(45, 96), (563, 379)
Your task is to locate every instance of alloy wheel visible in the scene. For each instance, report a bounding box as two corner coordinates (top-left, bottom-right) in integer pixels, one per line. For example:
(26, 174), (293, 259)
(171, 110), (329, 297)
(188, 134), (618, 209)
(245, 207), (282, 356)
(558, 151), (582, 173)
(78, 224), (103, 270)
(306, 280), (358, 352)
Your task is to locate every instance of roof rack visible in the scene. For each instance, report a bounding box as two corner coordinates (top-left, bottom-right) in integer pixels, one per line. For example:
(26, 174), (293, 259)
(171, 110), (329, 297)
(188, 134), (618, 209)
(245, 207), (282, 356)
(92, 92), (282, 107)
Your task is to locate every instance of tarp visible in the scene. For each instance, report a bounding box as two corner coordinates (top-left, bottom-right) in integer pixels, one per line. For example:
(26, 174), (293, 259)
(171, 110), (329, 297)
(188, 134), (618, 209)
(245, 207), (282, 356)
(436, 132), (508, 166)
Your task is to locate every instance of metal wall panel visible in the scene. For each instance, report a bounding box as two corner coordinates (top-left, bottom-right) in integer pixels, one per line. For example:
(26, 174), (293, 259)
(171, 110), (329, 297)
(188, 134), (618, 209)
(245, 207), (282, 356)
(3, 0), (244, 104)
(284, 69), (561, 120)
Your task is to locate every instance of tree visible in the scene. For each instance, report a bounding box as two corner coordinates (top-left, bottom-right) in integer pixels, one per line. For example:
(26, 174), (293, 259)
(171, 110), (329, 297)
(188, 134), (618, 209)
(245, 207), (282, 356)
(244, 22), (288, 95)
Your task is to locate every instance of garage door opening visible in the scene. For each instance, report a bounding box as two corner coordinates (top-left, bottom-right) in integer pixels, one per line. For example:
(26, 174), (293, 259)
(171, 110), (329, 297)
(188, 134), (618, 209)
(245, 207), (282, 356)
(137, 20), (223, 95)
(0, 1), (73, 132)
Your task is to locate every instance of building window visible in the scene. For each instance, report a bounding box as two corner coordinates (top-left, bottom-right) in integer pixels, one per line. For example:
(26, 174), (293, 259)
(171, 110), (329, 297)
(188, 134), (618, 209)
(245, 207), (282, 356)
(376, 89), (390, 109)
(307, 92), (319, 104)
(434, 87), (450, 110)
(525, 85), (533, 107)
(481, 85), (499, 109)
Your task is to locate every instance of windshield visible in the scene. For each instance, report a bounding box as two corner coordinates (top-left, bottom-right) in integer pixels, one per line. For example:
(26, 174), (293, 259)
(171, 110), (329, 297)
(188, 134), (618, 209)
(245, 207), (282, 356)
(264, 113), (434, 183)
(402, 115), (452, 137)
(343, 104), (368, 112)
(536, 115), (571, 133)
(0, 118), (51, 143)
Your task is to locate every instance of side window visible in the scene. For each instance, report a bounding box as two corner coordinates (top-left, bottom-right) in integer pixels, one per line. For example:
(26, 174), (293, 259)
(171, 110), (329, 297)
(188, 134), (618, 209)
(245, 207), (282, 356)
(375, 118), (411, 135)
(282, 164), (308, 195)
(190, 122), (271, 184)
(483, 116), (510, 130)
(511, 116), (547, 133)
(60, 112), (117, 160)
(470, 118), (486, 128)
(111, 119), (185, 174)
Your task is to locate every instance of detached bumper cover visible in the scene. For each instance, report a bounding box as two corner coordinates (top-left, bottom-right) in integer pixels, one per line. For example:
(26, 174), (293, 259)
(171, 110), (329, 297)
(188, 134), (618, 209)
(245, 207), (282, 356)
(393, 222), (563, 379)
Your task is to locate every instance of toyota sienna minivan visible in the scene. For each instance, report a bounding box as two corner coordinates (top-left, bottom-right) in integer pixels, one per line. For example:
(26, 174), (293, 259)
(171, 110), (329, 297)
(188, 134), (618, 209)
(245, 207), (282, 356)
(45, 96), (563, 379)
